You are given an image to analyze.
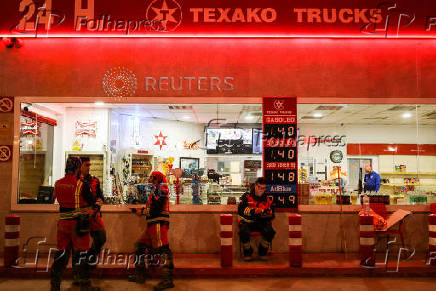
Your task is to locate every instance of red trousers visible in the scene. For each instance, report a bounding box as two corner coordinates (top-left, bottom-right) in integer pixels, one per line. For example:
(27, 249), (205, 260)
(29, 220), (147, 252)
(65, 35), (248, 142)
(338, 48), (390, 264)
(56, 220), (90, 251)
(138, 223), (169, 249)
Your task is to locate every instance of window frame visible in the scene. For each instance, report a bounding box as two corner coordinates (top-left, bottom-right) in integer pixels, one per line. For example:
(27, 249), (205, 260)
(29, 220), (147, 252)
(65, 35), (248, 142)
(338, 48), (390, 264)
(11, 96), (436, 213)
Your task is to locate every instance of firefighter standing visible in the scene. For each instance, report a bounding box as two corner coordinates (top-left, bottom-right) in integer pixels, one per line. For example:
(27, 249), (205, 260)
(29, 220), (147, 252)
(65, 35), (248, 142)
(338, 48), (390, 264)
(73, 157), (107, 284)
(80, 157), (106, 263)
(50, 156), (99, 291)
(238, 177), (276, 261)
(129, 171), (174, 291)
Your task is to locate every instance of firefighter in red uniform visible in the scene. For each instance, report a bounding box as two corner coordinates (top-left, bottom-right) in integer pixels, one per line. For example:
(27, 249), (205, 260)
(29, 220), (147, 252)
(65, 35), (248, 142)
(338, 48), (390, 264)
(238, 177), (275, 261)
(129, 171), (174, 291)
(73, 157), (106, 284)
(50, 156), (99, 291)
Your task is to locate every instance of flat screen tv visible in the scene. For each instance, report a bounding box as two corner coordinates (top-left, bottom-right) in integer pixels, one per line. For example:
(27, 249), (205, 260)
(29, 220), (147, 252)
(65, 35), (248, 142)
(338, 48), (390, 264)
(206, 128), (253, 154)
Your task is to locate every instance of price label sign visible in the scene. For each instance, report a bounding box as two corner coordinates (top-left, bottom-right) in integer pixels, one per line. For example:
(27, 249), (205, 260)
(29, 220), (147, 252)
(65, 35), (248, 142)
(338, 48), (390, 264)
(263, 97), (298, 209)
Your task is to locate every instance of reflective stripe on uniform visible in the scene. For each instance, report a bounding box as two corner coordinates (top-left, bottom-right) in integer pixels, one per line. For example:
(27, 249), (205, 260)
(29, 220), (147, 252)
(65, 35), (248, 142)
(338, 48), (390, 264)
(75, 180), (83, 209)
(238, 216), (254, 223)
(156, 223), (163, 248)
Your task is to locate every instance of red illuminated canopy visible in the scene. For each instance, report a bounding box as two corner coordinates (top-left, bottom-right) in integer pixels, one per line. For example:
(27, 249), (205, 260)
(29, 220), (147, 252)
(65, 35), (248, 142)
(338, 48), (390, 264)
(1, 0), (436, 38)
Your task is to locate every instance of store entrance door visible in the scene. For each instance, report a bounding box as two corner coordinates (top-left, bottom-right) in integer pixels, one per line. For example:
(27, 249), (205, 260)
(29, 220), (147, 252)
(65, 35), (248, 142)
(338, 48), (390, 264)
(348, 158), (372, 191)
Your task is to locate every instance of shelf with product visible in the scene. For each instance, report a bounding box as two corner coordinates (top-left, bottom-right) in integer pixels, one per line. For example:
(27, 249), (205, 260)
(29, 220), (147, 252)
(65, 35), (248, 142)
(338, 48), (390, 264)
(380, 172), (436, 175)
(379, 166), (436, 204)
(114, 149), (154, 204)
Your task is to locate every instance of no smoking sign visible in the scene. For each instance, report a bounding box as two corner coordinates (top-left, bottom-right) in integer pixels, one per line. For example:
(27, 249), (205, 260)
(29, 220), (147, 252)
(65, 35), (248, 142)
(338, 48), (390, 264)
(0, 97), (14, 113)
(0, 145), (12, 162)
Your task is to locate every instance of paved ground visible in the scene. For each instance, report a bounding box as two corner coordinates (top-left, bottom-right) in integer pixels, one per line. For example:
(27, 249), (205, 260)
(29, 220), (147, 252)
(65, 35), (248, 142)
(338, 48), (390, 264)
(0, 277), (435, 291)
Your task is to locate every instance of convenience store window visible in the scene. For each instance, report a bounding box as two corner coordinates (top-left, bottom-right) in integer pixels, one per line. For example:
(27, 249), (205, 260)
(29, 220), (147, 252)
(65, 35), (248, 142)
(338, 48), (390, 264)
(16, 102), (436, 206)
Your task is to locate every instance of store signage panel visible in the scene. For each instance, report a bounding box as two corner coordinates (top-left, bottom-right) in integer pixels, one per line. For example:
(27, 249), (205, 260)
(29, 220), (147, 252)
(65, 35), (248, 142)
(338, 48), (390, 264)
(1, 1), (436, 38)
(262, 96), (297, 210)
(0, 97), (14, 113)
(347, 143), (436, 156)
(0, 145), (13, 162)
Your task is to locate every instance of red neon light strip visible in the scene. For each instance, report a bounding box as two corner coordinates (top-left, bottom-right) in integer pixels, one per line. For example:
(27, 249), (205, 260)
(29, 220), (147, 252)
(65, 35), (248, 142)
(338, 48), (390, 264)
(2, 34), (436, 39)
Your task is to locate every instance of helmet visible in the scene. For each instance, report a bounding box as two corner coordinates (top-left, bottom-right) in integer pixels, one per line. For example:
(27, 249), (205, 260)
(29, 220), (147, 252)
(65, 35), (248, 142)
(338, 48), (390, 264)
(150, 171), (167, 184)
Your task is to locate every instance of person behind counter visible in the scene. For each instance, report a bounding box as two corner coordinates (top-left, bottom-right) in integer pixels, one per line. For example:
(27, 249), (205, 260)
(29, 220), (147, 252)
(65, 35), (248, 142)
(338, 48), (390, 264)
(363, 164), (381, 193)
(238, 177), (275, 261)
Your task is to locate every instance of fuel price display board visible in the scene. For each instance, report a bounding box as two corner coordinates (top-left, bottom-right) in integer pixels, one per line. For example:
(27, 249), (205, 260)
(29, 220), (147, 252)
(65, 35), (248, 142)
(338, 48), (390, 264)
(262, 97), (298, 210)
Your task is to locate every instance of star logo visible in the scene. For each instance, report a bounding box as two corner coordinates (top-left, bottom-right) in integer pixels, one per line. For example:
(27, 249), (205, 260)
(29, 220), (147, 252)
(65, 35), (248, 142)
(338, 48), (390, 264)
(273, 100), (285, 111)
(146, 0), (182, 32)
(154, 131), (168, 150)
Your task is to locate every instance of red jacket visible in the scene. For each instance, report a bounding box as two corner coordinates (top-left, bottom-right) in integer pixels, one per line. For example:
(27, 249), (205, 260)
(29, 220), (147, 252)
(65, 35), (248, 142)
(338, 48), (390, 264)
(238, 189), (274, 224)
(54, 174), (94, 215)
(144, 171), (170, 225)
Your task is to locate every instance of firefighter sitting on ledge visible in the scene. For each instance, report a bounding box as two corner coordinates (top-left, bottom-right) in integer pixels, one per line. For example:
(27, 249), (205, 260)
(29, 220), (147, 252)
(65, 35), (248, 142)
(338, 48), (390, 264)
(238, 177), (275, 261)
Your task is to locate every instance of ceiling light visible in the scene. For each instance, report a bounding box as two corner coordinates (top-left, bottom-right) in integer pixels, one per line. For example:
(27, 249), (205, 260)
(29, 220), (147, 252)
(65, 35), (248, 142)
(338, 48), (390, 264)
(402, 112), (412, 118)
(313, 112), (323, 118)
(245, 114), (255, 121)
(182, 115), (191, 120)
(94, 101), (105, 106)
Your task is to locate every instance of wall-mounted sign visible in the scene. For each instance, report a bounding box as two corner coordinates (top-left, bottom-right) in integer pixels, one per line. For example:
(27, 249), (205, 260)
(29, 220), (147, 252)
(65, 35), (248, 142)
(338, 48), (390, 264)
(0, 97), (14, 113)
(75, 121), (97, 136)
(263, 96), (298, 210)
(244, 160), (262, 169)
(154, 131), (168, 150)
(330, 150), (344, 163)
(0, 145), (12, 162)
(183, 140), (200, 150)
(1, 1), (435, 38)
(21, 121), (40, 135)
(145, 76), (234, 92)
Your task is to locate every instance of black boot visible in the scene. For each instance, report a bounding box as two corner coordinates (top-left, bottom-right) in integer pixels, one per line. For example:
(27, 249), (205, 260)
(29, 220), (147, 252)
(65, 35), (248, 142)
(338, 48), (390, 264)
(258, 241), (269, 261)
(128, 243), (147, 283)
(128, 266), (146, 284)
(153, 246), (174, 291)
(153, 267), (174, 291)
(50, 250), (70, 291)
(50, 282), (60, 291)
(242, 243), (253, 261)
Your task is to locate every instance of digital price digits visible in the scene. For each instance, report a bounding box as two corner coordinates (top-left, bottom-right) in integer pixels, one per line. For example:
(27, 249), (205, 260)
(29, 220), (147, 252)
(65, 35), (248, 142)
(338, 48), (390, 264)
(265, 170), (297, 184)
(276, 195), (296, 206)
(264, 124), (296, 139)
(264, 147), (296, 162)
